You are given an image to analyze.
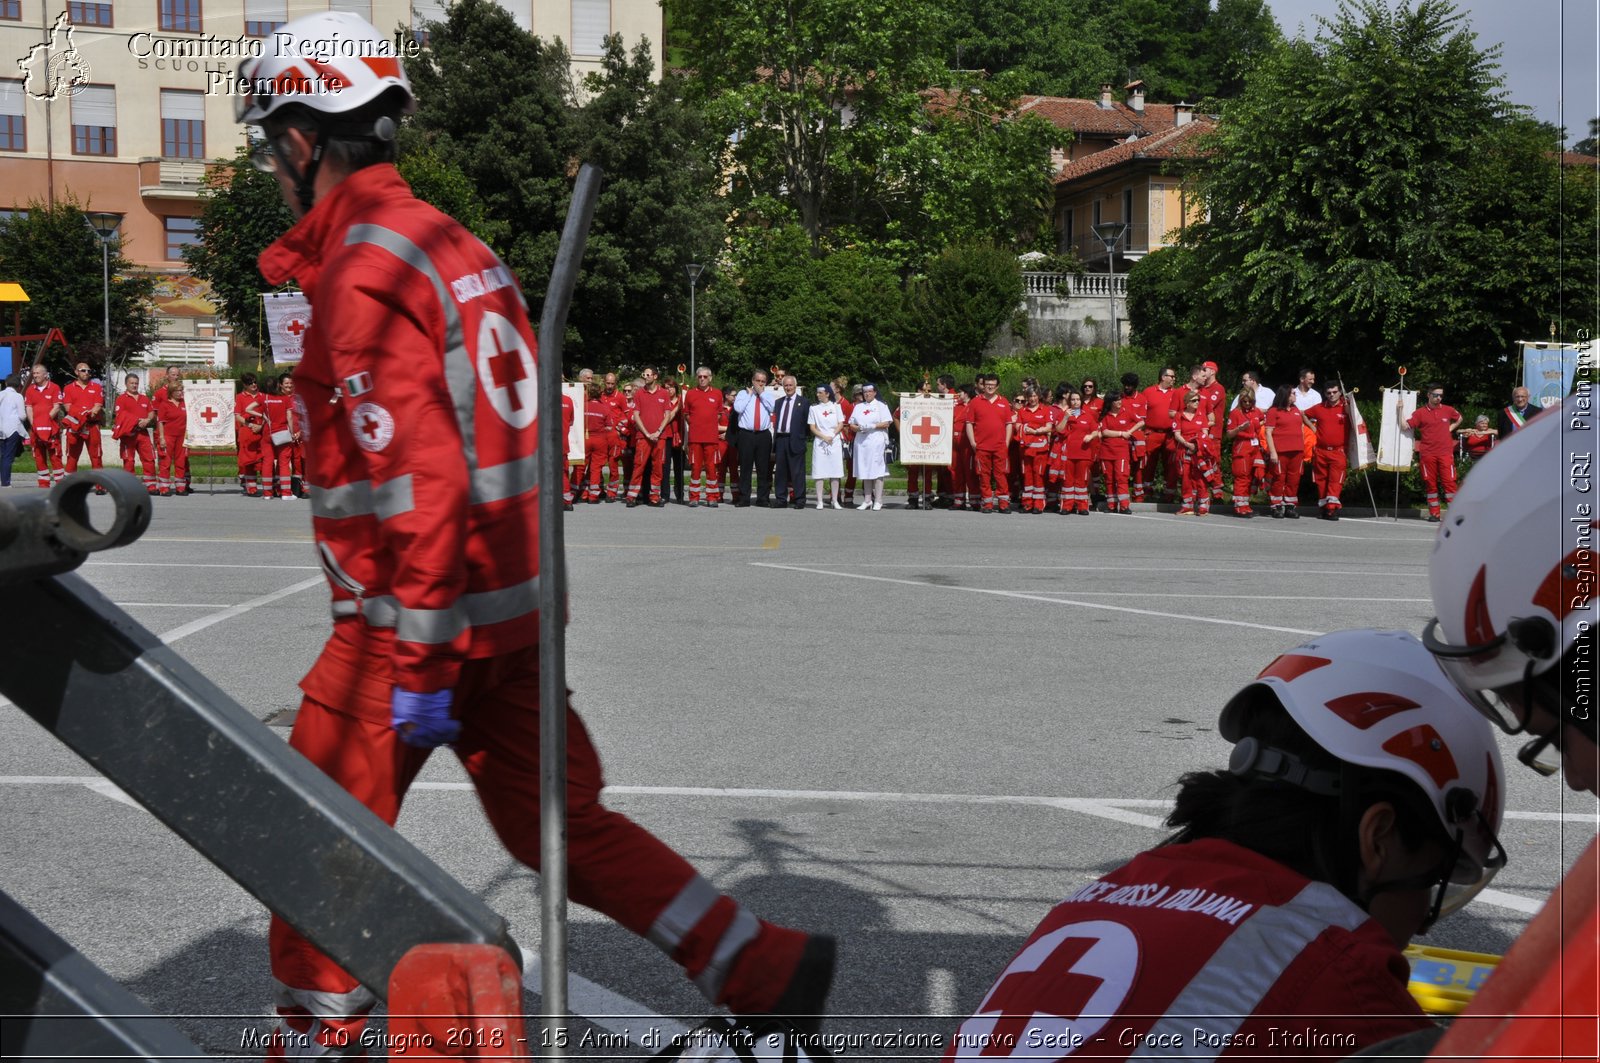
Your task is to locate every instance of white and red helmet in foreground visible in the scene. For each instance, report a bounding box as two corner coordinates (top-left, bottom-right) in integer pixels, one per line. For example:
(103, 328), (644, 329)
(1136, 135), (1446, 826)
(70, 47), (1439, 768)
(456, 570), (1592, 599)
(1222, 629), (1507, 918)
(1423, 402), (1598, 748)
(233, 11), (416, 126)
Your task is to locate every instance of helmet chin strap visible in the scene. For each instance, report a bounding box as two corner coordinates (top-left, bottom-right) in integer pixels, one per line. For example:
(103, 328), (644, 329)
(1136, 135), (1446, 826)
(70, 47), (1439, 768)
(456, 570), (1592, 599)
(275, 129), (327, 215)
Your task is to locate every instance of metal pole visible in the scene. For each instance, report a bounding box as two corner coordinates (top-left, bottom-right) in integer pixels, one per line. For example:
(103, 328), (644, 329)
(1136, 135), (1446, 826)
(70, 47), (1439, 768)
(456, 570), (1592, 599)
(1108, 247), (1118, 376)
(536, 162), (601, 1062)
(689, 278), (697, 369)
(101, 240), (110, 349)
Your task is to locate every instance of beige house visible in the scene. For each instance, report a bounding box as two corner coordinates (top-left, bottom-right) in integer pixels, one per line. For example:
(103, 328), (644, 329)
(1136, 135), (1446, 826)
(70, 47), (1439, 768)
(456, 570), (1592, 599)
(1016, 82), (1210, 267)
(0, 0), (663, 357)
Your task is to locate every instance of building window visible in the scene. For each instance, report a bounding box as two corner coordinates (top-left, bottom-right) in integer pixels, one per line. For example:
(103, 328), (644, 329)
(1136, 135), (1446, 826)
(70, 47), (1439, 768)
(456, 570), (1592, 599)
(1092, 199), (1101, 227)
(244, 0), (283, 36)
(571, 0), (609, 54)
(68, 1), (113, 25)
(71, 85), (116, 156)
(160, 89), (204, 158)
(0, 0), (22, 20)
(410, 0), (443, 46)
(164, 215), (200, 259)
(329, 0), (370, 20)
(1122, 187), (1134, 225)
(0, 209), (30, 222)
(0, 79), (23, 151)
(1060, 209), (1074, 254)
(159, 0), (200, 31)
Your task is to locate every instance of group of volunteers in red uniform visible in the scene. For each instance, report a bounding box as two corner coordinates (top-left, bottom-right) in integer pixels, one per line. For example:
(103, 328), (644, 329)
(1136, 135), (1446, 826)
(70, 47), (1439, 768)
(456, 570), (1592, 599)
(232, 370), (307, 499)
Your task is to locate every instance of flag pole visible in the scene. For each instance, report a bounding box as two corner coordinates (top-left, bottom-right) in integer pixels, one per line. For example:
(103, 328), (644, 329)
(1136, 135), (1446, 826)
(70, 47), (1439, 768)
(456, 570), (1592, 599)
(536, 162), (601, 1062)
(1391, 366), (1408, 521)
(1337, 371), (1380, 520)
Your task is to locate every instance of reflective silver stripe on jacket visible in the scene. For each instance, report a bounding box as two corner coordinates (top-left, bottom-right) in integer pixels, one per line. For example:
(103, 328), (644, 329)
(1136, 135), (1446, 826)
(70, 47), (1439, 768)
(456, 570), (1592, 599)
(647, 876), (720, 953)
(472, 452), (539, 505)
(272, 979), (378, 1020)
(1129, 881), (1370, 1061)
(330, 575), (539, 643)
(308, 476), (416, 521)
(317, 543), (366, 597)
(692, 909), (762, 1002)
(344, 224), (477, 468)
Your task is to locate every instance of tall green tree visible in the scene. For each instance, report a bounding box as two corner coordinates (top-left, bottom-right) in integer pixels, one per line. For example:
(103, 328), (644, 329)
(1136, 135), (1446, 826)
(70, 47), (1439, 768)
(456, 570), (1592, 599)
(186, 146), (294, 349)
(1144, 0), (1585, 405)
(1574, 117), (1600, 156)
(0, 201), (156, 371)
(909, 243), (1025, 368)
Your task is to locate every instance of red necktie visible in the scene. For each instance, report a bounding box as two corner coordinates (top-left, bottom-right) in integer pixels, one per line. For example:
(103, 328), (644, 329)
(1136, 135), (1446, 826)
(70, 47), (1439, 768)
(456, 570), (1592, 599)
(753, 395), (762, 432)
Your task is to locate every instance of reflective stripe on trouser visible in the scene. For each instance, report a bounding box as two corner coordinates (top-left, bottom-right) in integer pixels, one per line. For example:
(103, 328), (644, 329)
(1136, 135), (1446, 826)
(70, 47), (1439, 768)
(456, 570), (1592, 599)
(264, 982), (376, 1058)
(1019, 452), (1048, 509)
(161, 444), (187, 489)
(64, 429), (102, 472)
(629, 435), (666, 500)
(1099, 456), (1130, 507)
(975, 449), (1007, 507)
(1066, 458), (1093, 510)
(1231, 453), (1257, 510)
(1271, 452), (1304, 508)
(1313, 446), (1347, 508)
(1418, 453), (1456, 514)
(268, 642), (808, 1032)
(689, 442), (722, 502)
(119, 435), (156, 488)
(30, 431), (62, 484)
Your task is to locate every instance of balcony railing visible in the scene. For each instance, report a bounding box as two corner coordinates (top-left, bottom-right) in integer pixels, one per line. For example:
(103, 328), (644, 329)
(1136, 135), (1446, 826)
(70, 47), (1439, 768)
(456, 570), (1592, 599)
(1023, 272), (1128, 298)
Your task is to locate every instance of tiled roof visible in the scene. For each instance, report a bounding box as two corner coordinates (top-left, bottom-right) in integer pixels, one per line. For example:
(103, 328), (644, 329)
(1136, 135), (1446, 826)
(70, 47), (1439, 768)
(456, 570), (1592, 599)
(1560, 150), (1600, 167)
(1054, 118), (1215, 184)
(1015, 94), (1182, 137)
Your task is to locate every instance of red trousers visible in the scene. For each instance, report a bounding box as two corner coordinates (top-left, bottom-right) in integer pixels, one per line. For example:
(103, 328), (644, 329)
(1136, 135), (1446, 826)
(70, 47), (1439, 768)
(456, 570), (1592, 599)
(1180, 448), (1216, 511)
(1018, 450), (1049, 511)
(1143, 429), (1178, 499)
(268, 636), (805, 1051)
(974, 448), (1009, 510)
(1062, 458), (1093, 513)
(1231, 450), (1264, 511)
(581, 435), (613, 500)
(30, 429), (62, 486)
(1312, 445), (1348, 510)
(238, 429), (261, 478)
(118, 432), (156, 488)
(689, 441), (723, 502)
(1099, 455), (1131, 509)
(261, 435), (294, 497)
(629, 435), (666, 501)
(906, 464), (950, 501)
(950, 444), (974, 505)
(160, 442), (188, 489)
(63, 428), (102, 473)
(1418, 452), (1457, 515)
(1271, 451), (1304, 509)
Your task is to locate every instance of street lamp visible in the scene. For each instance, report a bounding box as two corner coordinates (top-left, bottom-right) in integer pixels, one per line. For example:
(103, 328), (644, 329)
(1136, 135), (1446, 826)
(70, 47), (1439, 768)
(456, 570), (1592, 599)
(85, 211), (123, 351)
(1091, 220), (1128, 373)
(684, 263), (704, 371)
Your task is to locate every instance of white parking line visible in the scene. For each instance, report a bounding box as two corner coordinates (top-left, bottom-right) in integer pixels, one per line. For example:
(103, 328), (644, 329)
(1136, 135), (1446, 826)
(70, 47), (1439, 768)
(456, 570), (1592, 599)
(158, 576), (325, 645)
(751, 563), (1321, 637)
(521, 948), (686, 1046)
(1115, 510), (1438, 542)
(863, 563), (1426, 577)
(87, 562), (321, 570)
(1023, 592), (1431, 603)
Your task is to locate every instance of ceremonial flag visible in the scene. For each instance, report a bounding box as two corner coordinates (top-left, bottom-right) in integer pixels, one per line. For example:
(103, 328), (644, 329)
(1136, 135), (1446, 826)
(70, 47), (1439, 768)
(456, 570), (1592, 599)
(562, 381), (584, 463)
(1520, 342), (1586, 408)
(185, 380), (236, 448)
(1376, 387), (1417, 472)
(262, 291), (312, 365)
(897, 394), (956, 466)
(1346, 395), (1373, 469)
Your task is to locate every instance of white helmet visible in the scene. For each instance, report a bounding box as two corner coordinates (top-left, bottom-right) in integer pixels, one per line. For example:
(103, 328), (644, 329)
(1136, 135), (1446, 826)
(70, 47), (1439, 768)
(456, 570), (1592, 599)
(1221, 629), (1506, 918)
(233, 11), (415, 126)
(1423, 402), (1597, 743)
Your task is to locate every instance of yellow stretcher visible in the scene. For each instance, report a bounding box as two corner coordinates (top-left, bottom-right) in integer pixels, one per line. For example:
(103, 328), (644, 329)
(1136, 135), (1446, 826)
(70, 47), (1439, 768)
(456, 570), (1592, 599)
(1404, 943), (1501, 1015)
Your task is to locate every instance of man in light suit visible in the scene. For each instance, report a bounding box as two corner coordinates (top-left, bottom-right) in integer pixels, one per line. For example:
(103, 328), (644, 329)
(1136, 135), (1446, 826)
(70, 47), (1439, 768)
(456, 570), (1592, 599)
(770, 374), (811, 509)
(731, 369), (776, 507)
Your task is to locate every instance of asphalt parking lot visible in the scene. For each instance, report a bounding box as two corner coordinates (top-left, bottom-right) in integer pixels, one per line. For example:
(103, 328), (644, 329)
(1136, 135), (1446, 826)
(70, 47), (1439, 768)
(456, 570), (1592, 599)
(1, 485), (1595, 1059)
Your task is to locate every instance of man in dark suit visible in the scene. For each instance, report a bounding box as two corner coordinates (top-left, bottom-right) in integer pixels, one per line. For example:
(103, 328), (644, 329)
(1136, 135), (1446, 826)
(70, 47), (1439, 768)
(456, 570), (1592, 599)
(770, 374), (811, 509)
(731, 369), (774, 507)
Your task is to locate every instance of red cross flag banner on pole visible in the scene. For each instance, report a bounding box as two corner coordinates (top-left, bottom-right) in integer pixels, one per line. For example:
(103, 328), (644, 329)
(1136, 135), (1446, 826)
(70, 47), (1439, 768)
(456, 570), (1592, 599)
(897, 392), (956, 466)
(261, 290), (313, 365)
(183, 379), (236, 449)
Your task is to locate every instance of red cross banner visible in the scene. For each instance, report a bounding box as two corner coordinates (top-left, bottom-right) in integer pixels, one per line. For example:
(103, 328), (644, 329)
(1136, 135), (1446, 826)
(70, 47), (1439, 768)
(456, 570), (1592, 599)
(562, 382), (585, 463)
(897, 393), (956, 466)
(262, 290), (313, 366)
(185, 380), (236, 449)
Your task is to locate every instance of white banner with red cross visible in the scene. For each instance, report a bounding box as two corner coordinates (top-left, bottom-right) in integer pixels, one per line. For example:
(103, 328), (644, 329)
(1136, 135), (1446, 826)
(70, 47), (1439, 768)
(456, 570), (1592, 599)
(897, 394), (956, 466)
(262, 290), (312, 365)
(185, 380), (237, 448)
(562, 381), (584, 462)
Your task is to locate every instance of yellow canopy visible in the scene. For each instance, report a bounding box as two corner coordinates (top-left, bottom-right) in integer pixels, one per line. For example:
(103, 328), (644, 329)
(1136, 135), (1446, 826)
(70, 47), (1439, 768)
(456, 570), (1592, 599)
(0, 283), (29, 302)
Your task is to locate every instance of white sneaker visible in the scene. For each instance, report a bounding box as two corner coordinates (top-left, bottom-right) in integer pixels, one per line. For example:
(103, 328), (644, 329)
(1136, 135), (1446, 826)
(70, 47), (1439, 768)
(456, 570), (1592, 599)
(872, 501), (883, 511)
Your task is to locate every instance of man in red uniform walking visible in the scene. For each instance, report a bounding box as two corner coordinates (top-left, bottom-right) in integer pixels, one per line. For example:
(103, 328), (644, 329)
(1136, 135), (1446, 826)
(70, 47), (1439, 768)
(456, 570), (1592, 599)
(239, 14), (832, 1053)
(1302, 383), (1351, 520)
(60, 361), (105, 475)
(1406, 384), (1461, 522)
(966, 373), (1013, 513)
(23, 363), (63, 488)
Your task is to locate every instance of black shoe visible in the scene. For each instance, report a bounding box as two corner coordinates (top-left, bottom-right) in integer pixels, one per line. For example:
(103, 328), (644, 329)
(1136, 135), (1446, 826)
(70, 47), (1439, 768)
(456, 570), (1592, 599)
(735, 501), (750, 508)
(1285, 507), (1300, 519)
(563, 502), (574, 511)
(769, 500), (785, 509)
(1271, 506), (1284, 519)
(1425, 514), (1441, 523)
(626, 499), (639, 508)
(649, 499), (665, 507)
(587, 497), (601, 504)
(603, 493), (616, 502)
(1327, 509), (1340, 521)
(791, 501), (805, 510)
(707, 501), (719, 508)
(907, 498), (921, 510)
